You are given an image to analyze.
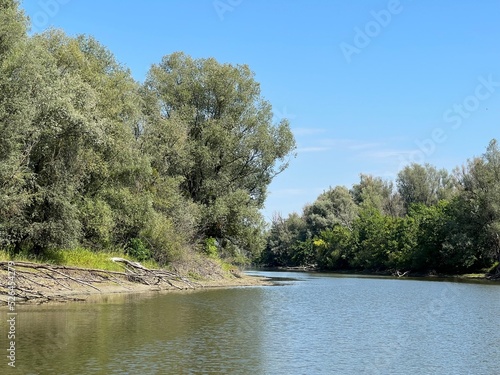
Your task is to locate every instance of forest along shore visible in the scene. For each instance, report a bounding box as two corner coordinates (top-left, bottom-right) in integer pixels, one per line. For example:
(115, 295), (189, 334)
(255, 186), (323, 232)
(0, 260), (274, 305)
(271, 265), (500, 282)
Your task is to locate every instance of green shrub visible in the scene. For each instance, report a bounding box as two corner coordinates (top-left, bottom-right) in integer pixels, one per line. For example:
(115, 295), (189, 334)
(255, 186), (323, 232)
(140, 213), (185, 265)
(79, 198), (114, 248)
(205, 237), (219, 258)
(126, 238), (151, 261)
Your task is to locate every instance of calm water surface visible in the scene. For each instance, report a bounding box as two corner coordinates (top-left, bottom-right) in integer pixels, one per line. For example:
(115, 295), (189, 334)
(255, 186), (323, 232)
(2, 271), (500, 374)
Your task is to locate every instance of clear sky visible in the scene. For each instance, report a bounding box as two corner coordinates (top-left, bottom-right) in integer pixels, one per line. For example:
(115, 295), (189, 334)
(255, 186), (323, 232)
(20, 0), (500, 221)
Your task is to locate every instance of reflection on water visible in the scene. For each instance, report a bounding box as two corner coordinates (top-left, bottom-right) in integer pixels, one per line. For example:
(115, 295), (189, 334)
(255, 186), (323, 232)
(1, 272), (499, 374)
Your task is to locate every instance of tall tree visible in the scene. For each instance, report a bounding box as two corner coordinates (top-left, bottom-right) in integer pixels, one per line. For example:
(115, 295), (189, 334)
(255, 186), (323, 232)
(0, 35), (87, 252)
(35, 31), (153, 248)
(0, 0), (26, 59)
(351, 174), (403, 217)
(303, 186), (358, 237)
(0, 0), (31, 249)
(0, 23), (153, 254)
(142, 52), (295, 257)
(350, 207), (399, 270)
(452, 139), (500, 272)
(396, 163), (455, 212)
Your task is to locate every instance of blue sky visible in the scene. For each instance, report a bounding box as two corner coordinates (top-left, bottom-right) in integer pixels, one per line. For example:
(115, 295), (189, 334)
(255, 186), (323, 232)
(20, 0), (500, 221)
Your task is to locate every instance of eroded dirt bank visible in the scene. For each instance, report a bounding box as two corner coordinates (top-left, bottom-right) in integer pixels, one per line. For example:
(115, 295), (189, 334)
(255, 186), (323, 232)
(0, 261), (274, 305)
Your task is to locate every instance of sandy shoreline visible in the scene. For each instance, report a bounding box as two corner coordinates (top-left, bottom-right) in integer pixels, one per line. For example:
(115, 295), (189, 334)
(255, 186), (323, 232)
(0, 261), (275, 306)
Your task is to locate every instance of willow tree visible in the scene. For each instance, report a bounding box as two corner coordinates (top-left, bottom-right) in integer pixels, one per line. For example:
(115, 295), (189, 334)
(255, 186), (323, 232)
(33, 31), (154, 249)
(0, 30), (121, 252)
(142, 52), (295, 258)
(0, 0), (30, 249)
(303, 186), (359, 237)
(0, 0), (25, 58)
(351, 174), (403, 217)
(451, 139), (500, 272)
(0, 8), (152, 255)
(396, 163), (456, 212)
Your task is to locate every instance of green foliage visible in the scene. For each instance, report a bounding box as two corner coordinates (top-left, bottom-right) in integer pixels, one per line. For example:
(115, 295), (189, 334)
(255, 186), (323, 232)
(139, 212), (185, 265)
(445, 139), (500, 271)
(0, 247), (158, 271)
(290, 239), (315, 266)
(386, 215), (418, 270)
(0, 2), (295, 266)
(303, 186), (358, 237)
(396, 163), (456, 213)
(351, 174), (404, 217)
(142, 52), (295, 258)
(205, 237), (219, 258)
(262, 213), (307, 266)
(0, 0), (27, 60)
(126, 238), (151, 262)
(405, 202), (449, 271)
(350, 207), (399, 270)
(79, 198), (114, 248)
(315, 226), (353, 269)
(487, 261), (499, 274)
(263, 141), (500, 275)
(7, 0), (499, 276)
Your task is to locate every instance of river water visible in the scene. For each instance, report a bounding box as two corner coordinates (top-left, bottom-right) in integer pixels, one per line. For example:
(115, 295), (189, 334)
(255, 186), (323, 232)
(2, 271), (500, 374)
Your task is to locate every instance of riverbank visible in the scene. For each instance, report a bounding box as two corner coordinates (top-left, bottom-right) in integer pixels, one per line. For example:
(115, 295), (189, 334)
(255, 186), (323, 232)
(0, 260), (274, 305)
(267, 266), (500, 282)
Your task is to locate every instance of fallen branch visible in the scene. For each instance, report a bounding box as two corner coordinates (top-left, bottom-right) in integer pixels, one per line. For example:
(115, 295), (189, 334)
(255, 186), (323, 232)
(393, 270), (410, 278)
(49, 267), (101, 292)
(111, 258), (200, 289)
(0, 259), (202, 305)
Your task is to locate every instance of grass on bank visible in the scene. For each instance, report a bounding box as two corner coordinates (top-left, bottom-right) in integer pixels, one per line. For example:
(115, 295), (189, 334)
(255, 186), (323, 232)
(0, 248), (159, 272)
(460, 262), (500, 279)
(0, 247), (239, 278)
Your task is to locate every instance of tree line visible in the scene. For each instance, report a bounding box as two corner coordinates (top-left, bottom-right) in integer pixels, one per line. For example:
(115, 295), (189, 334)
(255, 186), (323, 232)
(262, 141), (500, 276)
(0, 1), (295, 264)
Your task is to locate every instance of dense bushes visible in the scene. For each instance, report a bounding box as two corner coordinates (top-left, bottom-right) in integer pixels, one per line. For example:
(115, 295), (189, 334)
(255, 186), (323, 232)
(263, 142), (500, 275)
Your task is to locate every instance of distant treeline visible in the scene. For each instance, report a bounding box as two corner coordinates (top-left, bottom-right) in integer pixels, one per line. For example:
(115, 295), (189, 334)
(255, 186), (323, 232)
(261, 141), (500, 275)
(0, 1), (295, 263)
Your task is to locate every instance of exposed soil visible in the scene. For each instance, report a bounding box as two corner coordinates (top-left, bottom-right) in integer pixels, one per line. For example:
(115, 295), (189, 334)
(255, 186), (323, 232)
(0, 260), (274, 305)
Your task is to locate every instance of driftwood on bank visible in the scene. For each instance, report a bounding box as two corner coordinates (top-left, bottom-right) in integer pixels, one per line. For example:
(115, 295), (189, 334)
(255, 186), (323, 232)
(393, 270), (410, 278)
(486, 268), (500, 280)
(110, 257), (201, 290)
(0, 259), (201, 304)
